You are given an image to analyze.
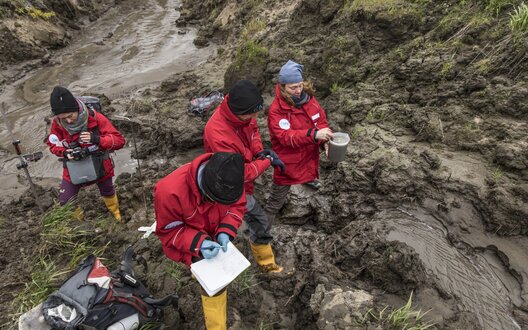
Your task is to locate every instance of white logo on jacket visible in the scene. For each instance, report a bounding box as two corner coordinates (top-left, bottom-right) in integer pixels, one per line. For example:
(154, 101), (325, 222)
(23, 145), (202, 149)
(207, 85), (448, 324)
(311, 113), (320, 120)
(48, 134), (63, 147)
(279, 119), (290, 130)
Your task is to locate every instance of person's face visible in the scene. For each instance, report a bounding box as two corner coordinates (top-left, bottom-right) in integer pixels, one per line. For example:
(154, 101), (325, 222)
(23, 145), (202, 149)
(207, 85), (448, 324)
(57, 111), (79, 124)
(237, 112), (259, 121)
(285, 82), (304, 97)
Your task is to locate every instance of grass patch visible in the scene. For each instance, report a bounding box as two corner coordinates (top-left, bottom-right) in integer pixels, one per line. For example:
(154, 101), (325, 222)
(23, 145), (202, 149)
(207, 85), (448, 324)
(486, 0), (517, 15)
(362, 292), (434, 329)
(241, 18), (266, 41)
(492, 167), (503, 182)
(40, 203), (108, 268)
(510, 2), (528, 33)
(10, 258), (69, 323)
(234, 40), (268, 70)
(231, 268), (261, 294)
(16, 6), (55, 20)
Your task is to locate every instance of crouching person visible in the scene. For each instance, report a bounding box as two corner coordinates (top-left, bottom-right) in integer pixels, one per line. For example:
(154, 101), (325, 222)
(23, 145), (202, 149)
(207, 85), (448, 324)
(46, 86), (126, 221)
(154, 152), (245, 330)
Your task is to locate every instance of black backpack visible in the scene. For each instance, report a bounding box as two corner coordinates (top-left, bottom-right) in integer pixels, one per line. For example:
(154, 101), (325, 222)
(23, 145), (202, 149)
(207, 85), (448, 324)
(78, 96), (102, 113)
(42, 246), (178, 330)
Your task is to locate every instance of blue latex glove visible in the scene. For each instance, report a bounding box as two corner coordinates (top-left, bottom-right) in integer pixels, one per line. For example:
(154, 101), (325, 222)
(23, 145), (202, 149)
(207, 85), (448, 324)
(256, 149), (278, 160)
(216, 233), (230, 252)
(200, 240), (221, 259)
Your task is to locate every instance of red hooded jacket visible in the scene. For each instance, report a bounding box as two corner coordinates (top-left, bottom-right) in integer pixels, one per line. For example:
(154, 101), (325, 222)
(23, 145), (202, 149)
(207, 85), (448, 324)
(267, 84), (329, 185)
(203, 97), (271, 195)
(154, 153), (246, 266)
(46, 110), (126, 183)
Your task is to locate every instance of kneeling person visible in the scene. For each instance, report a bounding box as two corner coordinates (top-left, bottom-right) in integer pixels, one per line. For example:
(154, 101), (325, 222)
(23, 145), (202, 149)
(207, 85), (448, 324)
(154, 152), (246, 330)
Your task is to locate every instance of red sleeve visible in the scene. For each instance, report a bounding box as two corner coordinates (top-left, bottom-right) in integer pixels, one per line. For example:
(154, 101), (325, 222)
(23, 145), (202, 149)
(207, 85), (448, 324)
(154, 183), (208, 258)
(249, 120), (264, 155)
(95, 113), (126, 151)
(204, 126), (271, 183)
(268, 101), (318, 148)
(46, 120), (66, 157)
(214, 194), (246, 239)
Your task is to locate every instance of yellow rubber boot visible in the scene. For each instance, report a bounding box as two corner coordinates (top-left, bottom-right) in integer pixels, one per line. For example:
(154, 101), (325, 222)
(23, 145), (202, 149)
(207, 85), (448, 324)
(201, 290), (227, 330)
(102, 194), (122, 221)
(73, 206), (84, 221)
(250, 243), (283, 273)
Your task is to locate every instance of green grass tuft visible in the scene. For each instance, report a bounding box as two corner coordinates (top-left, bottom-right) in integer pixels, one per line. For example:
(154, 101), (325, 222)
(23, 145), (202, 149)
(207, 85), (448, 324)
(232, 268), (261, 294)
(10, 258), (69, 323)
(510, 2), (528, 33)
(362, 292), (435, 329)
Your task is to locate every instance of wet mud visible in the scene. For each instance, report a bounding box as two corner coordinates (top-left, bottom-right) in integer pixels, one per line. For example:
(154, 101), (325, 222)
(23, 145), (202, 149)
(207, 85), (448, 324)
(1, 0), (528, 329)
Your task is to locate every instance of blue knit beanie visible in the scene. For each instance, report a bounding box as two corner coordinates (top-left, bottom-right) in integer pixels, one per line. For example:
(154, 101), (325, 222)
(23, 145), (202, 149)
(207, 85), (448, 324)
(278, 60), (304, 84)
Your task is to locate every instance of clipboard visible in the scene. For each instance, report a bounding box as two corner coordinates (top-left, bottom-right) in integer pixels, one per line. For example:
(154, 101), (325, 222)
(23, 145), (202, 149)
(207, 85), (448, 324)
(190, 242), (251, 296)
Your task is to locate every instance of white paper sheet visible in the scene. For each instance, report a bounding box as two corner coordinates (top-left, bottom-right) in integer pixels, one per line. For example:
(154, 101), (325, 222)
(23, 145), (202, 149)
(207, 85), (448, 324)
(190, 242), (251, 296)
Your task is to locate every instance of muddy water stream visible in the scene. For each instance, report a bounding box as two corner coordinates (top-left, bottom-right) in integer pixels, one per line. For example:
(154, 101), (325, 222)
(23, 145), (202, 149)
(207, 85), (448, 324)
(380, 206), (524, 330)
(0, 0), (214, 200)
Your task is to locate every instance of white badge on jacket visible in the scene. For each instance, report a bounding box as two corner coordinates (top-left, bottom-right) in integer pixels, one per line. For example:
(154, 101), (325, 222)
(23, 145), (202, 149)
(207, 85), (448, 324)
(311, 113), (320, 121)
(279, 119), (290, 130)
(48, 134), (63, 147)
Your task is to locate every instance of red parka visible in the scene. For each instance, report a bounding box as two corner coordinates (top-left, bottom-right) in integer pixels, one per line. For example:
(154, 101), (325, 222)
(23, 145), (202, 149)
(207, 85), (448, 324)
(154, 153), (246, 267)
(47, 110), (125, 183)
(267, 84), (329, 185)
(203, 97), (271, 195)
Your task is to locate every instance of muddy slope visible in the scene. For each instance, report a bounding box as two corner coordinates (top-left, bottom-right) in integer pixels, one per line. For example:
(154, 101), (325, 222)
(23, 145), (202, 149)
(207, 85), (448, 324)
(2, 0), (528, 329)
(0, 0), (116, 68)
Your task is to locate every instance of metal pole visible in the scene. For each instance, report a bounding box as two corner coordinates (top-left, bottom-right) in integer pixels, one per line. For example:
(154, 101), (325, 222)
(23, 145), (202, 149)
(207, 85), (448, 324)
(1, 102), (44, 214)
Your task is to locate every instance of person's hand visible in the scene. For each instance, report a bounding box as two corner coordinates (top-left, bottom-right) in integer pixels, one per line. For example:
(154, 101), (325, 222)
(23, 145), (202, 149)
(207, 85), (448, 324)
(200, 240), (221, 259)
(216, 233), (230, 252)
(64, 149), (74, 160)
(80, 131), (100, 144)
(270, 157), (286, 172)
(315, 128), (334, 142)
(256, 149), (278, 160)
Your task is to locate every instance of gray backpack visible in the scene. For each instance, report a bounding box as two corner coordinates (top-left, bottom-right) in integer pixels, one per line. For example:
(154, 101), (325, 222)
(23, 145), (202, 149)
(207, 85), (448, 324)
(42, 246), (178, 330)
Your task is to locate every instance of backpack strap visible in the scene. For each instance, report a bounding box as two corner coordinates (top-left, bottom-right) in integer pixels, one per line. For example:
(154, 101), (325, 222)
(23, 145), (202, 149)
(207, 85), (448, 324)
(144, 294), (179, 308)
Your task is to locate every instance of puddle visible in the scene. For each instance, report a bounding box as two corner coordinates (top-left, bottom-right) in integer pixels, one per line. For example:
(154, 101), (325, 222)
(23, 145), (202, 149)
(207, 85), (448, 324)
(380, 208), (521, 330)
(0, 0), (214, 197)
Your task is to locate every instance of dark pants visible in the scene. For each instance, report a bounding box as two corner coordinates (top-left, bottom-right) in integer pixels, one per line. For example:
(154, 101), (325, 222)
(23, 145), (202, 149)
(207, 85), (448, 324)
(59, 177), (115, 205)
(264, 183), (291, 221)
(245, 194), (274, 245)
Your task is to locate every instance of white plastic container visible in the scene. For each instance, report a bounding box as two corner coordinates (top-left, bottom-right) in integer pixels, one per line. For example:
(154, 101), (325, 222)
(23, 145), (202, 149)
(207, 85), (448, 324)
(107, 313), (140, 330)
(327, 132), (350, 162)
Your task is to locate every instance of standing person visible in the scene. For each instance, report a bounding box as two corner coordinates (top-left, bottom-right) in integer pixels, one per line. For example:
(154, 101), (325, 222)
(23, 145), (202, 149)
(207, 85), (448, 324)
(154, 152), (246, 330)
(46, 86), (126, 221)
(266, 60), (333, 221)
(203, 80), (285, 273)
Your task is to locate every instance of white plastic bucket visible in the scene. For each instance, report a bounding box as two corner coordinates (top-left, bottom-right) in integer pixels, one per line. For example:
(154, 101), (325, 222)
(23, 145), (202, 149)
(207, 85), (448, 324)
(327, 132), (350, 162)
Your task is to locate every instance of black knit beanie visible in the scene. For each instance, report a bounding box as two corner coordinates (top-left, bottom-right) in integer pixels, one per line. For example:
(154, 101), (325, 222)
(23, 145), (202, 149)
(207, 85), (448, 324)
(201, 152), (244, 204)
(227, 80), (264, 115)
(50, 86), (78, 115)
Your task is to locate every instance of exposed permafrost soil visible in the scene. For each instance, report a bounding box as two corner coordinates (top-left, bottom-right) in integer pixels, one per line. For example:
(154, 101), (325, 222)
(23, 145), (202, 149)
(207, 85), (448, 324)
(1, 0), (528, 329)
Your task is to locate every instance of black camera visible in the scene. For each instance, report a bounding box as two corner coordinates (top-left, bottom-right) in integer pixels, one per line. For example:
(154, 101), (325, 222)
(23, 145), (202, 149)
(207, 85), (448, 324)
(69, 141), (90, 161)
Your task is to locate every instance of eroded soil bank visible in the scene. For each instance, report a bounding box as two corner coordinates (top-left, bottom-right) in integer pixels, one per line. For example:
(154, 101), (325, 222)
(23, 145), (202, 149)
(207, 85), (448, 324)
(1, 0), (528, 329)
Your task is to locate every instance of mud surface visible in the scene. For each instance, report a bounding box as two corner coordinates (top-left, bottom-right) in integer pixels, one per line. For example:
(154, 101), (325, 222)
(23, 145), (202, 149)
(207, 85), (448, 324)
(2, 0), (528, 329)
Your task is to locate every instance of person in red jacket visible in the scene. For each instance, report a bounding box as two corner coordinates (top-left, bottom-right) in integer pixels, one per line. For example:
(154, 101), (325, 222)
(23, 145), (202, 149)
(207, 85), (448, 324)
(266, 60), (333, 220)
(154, 152), (245, 330)
(46, 86), (126, 221)
(203, 80), (285, 274)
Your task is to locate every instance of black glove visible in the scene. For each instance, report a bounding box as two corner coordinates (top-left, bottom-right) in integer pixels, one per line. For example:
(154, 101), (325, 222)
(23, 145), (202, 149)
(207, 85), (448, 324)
(256, 149), (278, 160)
(90, 131), (100, 145)
(63, 150), (73, 160)
(270, 156), (286, 172)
